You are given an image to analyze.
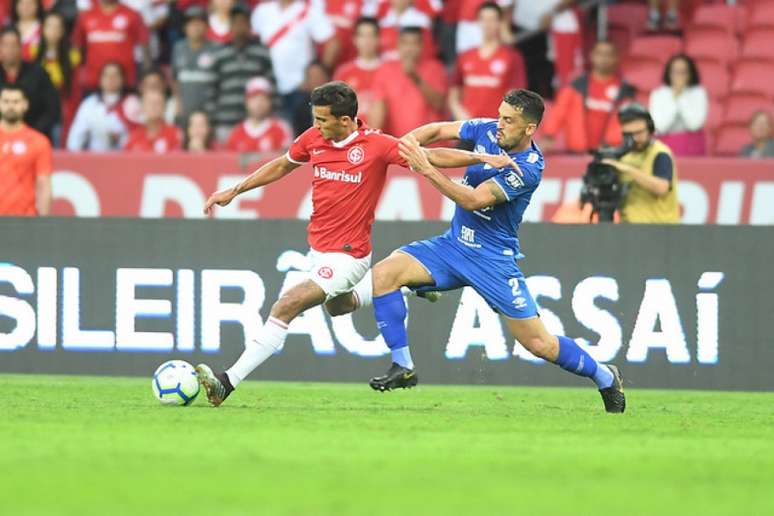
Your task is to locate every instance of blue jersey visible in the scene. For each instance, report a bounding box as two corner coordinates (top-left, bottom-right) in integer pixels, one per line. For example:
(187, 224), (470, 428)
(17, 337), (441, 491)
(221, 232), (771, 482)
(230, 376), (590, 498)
(449, 118), (544, 259)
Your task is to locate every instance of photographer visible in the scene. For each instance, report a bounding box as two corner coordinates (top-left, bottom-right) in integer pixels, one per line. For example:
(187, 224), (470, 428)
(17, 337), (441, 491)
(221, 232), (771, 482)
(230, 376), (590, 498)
(601, 103), (680, 224)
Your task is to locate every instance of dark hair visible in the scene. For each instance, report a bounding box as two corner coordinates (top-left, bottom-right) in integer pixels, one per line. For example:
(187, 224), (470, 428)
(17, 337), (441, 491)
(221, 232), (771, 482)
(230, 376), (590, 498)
(184, 109), (214, 150)
(0, 84), (26, 97)
(11, 0), (43, 25)
(0, 26), (22, 42)
(310, 81), (358, 119)
(98, 61), (128, 98)
(399, 26), (423, 39)
(618, 102), (655, 133)
(354, 16), (379, 33)
(662, 53), (701, 87)
(36, 12), (74, 95)
(477, 1), (503, 18)
(140, 66), (171, 96)
(503, 89), (544, 125)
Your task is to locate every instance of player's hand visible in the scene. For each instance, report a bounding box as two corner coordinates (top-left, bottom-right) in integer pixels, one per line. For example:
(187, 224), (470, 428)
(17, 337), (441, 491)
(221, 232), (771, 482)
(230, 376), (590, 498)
(203, 187), (237, 215)
(480, 153), (523, 176)
(399, 135), (433, 176)
(601, 158), (627, 173)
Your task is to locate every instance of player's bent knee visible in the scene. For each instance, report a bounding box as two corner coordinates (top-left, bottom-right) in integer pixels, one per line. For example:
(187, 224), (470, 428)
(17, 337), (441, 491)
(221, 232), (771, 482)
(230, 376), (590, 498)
(371, 264), (402, 295)
(521, 336), (553, 360)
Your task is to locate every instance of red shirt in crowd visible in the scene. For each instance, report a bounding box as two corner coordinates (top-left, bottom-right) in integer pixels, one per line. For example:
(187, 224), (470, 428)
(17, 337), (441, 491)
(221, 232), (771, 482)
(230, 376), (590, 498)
(0, 124), (52, 216)
(375, 2), (438, 62)
(124, 123), (181, 153)
(586, 75), (624, 149)
(332, 58), (380, 124)
(325, 0), (363, 64)
(453, 45), (526, 118)
(286, 120), (407, 258)
(72, 3), (149, 89)
(226, 118), (293, 153)
(373, 58), (448, 138)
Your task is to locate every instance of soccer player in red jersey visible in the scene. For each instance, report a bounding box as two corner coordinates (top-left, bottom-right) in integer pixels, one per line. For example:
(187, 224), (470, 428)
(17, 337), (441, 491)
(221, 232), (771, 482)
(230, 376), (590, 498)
(72, 0), (149, 90)
(0, 85), (52, 216)
(195, 81), (517, 406)
(449, 2), (525, 120)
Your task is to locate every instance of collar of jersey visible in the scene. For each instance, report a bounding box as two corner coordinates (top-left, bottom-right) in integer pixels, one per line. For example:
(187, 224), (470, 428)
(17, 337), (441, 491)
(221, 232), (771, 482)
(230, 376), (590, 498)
(331, 129), (359, 148)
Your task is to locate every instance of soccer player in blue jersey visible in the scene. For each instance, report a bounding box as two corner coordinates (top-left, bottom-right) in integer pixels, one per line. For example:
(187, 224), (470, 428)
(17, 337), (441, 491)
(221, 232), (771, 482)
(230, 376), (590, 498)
(335, 89), (625, 413)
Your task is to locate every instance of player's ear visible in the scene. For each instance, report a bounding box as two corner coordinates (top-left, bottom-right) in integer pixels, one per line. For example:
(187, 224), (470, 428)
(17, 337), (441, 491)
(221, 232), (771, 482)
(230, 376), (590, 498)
(525, 123), (537, 137)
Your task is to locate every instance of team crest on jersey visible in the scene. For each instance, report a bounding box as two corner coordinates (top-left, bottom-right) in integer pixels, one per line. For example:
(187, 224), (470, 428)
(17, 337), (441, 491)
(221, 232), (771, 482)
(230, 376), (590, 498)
(490, 59), (506, 75)
(11, 141), (27, 155)
(606, 84), (620, 100)
(317, 266), (333, 279)
(113, 15), (128, 30)
(347, 145), (365, 164)
(504, 172), (523, 190)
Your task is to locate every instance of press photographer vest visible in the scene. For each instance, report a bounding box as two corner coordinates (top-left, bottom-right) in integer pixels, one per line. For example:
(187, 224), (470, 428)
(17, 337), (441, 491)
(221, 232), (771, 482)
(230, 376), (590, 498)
(619, 140), (680, 224)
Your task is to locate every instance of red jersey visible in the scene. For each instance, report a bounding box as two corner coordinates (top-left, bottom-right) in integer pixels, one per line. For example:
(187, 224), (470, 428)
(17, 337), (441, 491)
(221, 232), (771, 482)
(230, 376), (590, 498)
(286, 121), (407, 258)
(225, 118), (293, 153)
(453, 45), (526, 118)
(586, 75), (623, 149)
(72, 3), (149, 89)
(373, 58), (448, 137)
(332, 58), (380, 124)
(0, 124), (52, 216)
(124, 123), (181, 153)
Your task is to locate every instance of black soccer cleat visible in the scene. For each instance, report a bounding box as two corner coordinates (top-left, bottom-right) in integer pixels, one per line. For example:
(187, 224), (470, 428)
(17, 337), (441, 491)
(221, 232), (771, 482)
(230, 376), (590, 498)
(195, 364), (234, 407)
(599, 364), (625, 413)
(369, 362), (418, 392)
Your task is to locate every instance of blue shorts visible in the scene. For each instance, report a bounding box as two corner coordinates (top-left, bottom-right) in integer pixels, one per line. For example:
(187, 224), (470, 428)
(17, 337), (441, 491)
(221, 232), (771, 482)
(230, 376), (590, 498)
(399, 233), (538, 319)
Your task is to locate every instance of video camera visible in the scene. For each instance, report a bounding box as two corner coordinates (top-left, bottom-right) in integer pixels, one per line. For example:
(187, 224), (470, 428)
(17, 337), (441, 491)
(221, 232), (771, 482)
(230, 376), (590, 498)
(579, 134), (634, 222)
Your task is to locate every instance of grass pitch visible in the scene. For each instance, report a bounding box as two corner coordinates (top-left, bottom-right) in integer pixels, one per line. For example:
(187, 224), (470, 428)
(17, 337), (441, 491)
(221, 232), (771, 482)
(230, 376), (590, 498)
(1, 375), (773, 516)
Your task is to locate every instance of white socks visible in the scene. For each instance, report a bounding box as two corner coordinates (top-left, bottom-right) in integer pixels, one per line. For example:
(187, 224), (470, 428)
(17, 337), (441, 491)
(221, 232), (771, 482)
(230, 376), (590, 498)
(392, 346), (414, 369)
(226, 316), (288, 387)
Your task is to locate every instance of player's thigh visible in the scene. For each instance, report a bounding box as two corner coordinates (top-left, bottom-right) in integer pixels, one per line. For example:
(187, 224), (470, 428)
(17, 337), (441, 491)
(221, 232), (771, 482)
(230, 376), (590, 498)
(324, 292), (357, 317)
(377, 236), (465, 295)
(272, 279), (327, 321)
(308, 249), (371, 300)
(371, 250), (435, 294)
(503, 315), (558, 361)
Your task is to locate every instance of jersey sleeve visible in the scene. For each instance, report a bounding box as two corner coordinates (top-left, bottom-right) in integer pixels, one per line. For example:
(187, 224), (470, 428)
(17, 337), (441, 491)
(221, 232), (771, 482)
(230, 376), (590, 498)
(380, 133), (408, 168)
(34, 136), (53, 177)
(458, 118), (495, 143)
(490, 153), (542, 201)
(286, 128), (313, 163)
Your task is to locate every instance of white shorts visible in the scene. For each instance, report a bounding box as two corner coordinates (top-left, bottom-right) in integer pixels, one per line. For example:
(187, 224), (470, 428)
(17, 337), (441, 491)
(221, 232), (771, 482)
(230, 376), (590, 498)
(308, 248), (371, 301)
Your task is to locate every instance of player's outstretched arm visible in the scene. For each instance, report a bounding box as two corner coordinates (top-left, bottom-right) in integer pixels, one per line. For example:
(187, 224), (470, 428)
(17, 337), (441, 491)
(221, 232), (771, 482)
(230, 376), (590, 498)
(424, 147), (521, 173)
(399, 137), (507, 211)
(203, 155), (300, 215)
(405, 121), (464, 145)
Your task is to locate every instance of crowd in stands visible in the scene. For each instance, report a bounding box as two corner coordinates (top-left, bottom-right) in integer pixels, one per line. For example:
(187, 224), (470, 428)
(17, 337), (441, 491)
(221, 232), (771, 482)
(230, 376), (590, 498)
(1, 0), (773, 158)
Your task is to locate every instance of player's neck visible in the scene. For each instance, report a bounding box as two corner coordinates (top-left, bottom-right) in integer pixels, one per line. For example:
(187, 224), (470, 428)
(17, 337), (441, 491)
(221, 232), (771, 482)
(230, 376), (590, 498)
(479, 39), (499, 56)
(591, 70), (615, 81)
(331, 122), (359, 143)
(0, 120), (23, 132)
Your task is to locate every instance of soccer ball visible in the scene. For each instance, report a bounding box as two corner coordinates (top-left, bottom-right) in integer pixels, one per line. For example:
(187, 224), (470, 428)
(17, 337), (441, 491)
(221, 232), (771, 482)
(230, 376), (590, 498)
(152, 360), (200, 406)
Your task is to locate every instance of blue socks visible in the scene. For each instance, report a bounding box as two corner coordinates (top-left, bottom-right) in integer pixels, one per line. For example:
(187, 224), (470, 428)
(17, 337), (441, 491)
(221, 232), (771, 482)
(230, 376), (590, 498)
(373, 290), (414, 369)
(555, 336), (614, 389)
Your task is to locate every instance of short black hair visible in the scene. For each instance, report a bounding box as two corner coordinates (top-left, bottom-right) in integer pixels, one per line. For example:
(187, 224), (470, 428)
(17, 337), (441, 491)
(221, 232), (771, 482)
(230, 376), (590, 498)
(310, 81), (358, 119)
(662, 53), (701, 88)
(399, 26), (423, 39)
(477, 1), (503, 18)
(354, 16), (379, 33)
(618, 102), (655, 132)
(0, 26), (21, 41)
(503, 89), (544, 125)
(0, 84), (26, 98)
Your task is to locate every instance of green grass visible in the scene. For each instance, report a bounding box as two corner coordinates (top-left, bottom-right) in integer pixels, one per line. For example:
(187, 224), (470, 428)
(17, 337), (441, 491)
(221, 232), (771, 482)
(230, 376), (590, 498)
(1, 375), (773, 516)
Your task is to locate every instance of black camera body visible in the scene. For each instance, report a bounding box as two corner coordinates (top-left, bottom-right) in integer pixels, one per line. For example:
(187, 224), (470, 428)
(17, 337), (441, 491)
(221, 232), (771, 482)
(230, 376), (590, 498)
(580, 134), (634, 222)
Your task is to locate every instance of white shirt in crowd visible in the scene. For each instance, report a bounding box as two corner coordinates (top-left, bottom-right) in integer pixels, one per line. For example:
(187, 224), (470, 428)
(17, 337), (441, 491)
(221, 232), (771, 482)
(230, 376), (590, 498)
(251, 0), (334, 95)
(456, 0), (513, 54)
(512, 0), (579, 32)
(66, 93), (129, 151)
(649, 85), (709, 134)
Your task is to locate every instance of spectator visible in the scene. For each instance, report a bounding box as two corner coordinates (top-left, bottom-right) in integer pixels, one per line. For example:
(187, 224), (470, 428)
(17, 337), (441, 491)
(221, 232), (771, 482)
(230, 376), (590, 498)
(449, 2), (525, 120)
(511, 0), (578, 98)
(251, 0), (339, 121)
(226, 77), (292, 152)
(124, 89), (182, 152)
(324, 0), (365, 65)
(138, 67), (175, 124)
(291, 60), (331, 135)
(72, 0), (150, 91)
(649, 54), (708, 157)
(740, 111), (774, 159)
(12, 0), (43, 61)
(66, 62), (132, 151)
(122, 0), (170, 62)
(370, 27), (447, 137)
(600, 104), (680, 224)
(455, 0), (513, 54)
(171, 5), (217, 126)
(333, 17), (381, 124)
(541, 40), (635, 153)
(210, 4), (274, 140)
(0, 85), (52, 216)
(207, 0), (234, 44)
(36, 11), (81, 146)
(367, 0), (438, 62)
(0, 27), (60, 141)
(183, 109), (215, 152)
(647, 0), (681, 31)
